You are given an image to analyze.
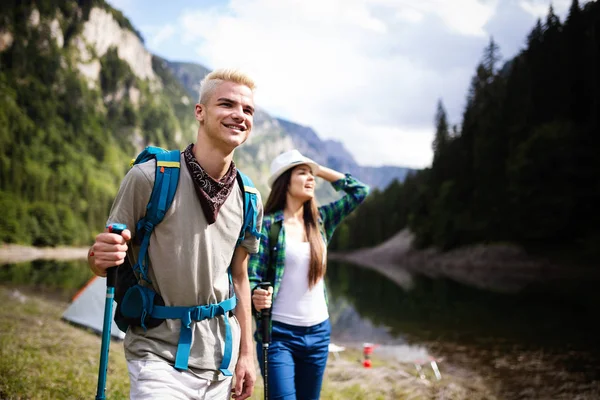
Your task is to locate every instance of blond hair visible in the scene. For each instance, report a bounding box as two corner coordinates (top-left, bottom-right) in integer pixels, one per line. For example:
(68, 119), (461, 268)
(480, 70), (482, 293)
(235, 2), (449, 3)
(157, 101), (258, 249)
(198, 69), (256, 104)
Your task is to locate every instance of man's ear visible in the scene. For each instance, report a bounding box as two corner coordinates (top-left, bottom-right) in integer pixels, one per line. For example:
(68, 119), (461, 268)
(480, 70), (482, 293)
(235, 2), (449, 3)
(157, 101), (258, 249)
(195, 103), (204, 123)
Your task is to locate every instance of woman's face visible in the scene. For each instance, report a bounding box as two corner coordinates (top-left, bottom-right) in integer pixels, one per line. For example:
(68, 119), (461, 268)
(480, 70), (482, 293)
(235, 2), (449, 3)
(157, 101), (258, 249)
(288, 164), (315, 201)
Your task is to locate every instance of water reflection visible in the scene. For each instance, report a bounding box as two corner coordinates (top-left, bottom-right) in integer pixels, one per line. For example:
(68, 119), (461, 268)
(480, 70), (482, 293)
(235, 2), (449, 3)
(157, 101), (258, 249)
(0, 259), (92, 299)
(326, 260), (600, 343)
(325, 260), (600, 399)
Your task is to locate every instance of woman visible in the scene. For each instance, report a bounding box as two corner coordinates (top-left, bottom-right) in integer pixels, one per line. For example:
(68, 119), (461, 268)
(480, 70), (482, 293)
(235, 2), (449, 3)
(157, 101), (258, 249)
(248, 149), (370, 399)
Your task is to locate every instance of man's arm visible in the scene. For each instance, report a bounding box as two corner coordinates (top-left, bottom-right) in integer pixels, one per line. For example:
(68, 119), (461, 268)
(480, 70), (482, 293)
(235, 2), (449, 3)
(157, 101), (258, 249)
(231, 246), (255, 400)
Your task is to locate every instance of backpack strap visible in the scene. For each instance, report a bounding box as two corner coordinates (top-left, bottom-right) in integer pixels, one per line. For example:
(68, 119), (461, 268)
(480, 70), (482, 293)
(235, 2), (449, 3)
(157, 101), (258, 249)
(151, 296), (237, 373)
(236, 171), (261, 246)
(129, 145), (172, 167)
(132, 149), (180, 283)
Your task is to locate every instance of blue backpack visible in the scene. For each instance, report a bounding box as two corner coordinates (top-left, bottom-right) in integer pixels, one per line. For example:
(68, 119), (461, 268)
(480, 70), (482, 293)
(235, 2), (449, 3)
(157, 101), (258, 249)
(114, 146), (260, 375)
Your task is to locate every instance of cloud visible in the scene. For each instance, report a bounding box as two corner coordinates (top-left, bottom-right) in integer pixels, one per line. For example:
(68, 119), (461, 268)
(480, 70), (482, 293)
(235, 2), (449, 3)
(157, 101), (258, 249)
(391, 0), (500, 37)
(172, 0), (498, 168)
(145, 24), (176, 49)
(160, 0), (562, 168)
(518, 0), (571, 19)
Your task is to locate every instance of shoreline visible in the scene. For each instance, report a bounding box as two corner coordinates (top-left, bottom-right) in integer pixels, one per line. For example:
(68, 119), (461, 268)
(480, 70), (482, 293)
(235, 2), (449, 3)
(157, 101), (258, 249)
(1, 236), (567, 330)
(4, 231), (598, 289)
(0, 243), (89, 264)
(329, 230), (600, 292)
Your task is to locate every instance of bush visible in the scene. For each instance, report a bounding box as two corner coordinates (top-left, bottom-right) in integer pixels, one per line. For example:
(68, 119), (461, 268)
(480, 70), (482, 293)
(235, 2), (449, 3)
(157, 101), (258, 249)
(28, 201), (60, 247)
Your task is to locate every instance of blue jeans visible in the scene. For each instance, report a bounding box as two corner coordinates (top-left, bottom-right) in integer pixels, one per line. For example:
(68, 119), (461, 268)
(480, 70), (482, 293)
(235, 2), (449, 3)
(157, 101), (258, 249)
(256, 319), (331, 400)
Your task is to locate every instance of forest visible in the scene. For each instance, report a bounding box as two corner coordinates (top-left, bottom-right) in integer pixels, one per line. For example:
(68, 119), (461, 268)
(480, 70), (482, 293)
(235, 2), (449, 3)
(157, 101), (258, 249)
(0, 0), (188, 246)
(330, 0), (600, 263)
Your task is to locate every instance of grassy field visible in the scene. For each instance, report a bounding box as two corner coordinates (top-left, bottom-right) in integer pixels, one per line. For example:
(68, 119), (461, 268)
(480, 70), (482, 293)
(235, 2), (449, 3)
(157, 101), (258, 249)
(0, 285), (495, 399)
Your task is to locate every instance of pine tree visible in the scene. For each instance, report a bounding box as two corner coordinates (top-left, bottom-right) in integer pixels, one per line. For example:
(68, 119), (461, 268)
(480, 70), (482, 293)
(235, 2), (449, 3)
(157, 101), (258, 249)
(527, 19), (544, 50)
(482, 36), (501, 78)
(432, 100), (449, 155)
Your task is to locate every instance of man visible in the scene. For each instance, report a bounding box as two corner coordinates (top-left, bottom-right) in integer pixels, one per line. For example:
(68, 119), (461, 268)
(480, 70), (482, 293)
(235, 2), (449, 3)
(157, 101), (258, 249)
(88, 69), (261, 400)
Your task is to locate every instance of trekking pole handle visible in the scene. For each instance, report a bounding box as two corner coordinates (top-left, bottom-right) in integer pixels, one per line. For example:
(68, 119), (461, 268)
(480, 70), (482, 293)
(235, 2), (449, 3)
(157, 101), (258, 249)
(106, 223), (127, 288)
(258, 282), (272, 343)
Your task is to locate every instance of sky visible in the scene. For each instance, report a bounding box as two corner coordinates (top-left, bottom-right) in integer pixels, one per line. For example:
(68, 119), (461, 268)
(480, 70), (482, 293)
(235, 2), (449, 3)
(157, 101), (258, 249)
(107, 0), (574, 168)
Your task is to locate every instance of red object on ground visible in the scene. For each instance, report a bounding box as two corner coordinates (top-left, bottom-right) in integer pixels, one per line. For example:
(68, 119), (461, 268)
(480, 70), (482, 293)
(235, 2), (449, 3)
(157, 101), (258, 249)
(362, 343), (375, 368)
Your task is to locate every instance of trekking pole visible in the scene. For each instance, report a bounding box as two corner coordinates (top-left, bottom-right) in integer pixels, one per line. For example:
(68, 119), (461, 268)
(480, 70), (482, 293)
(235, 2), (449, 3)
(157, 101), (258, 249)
(96, 223), (127, 400)
(258, 282), (272, 400)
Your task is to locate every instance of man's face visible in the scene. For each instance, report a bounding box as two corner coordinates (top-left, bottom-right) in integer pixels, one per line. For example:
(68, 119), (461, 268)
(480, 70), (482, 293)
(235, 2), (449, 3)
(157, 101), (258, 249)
(195, 81), (254, 151)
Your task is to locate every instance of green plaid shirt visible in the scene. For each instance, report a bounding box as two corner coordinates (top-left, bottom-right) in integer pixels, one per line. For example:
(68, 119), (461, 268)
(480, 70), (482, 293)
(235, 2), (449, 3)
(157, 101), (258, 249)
(248, 174), (370, 339)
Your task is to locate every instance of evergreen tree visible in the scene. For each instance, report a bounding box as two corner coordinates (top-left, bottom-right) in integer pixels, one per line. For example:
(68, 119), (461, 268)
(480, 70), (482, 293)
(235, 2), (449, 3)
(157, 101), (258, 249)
(432, 99), (449, 156)
(482, 36), (501, 78)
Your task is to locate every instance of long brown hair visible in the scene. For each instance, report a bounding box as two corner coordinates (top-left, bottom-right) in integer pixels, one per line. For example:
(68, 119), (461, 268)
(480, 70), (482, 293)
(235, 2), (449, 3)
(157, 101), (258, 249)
(265, 167), (326, 288)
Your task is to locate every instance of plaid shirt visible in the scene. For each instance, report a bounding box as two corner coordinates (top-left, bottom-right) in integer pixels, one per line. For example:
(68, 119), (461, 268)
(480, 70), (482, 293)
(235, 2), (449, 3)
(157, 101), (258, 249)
(248, 174), (370, 339)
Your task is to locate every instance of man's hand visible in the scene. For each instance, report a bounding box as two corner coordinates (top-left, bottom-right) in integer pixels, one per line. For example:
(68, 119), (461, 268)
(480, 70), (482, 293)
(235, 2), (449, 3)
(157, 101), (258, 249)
(88, 228), (132, 277)
(232, 353), (255, 400)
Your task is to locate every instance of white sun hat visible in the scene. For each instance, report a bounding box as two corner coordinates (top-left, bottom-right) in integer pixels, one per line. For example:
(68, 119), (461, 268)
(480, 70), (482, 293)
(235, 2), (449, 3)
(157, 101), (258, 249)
(268, 149), (319, 188)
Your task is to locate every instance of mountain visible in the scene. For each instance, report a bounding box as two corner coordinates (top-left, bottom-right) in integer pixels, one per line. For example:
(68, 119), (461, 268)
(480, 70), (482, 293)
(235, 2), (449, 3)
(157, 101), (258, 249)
(162, 59), (210, 101)
(0, 1), (416, 247)
(1, 2), (197, 245)
(272, 118), (414, 190)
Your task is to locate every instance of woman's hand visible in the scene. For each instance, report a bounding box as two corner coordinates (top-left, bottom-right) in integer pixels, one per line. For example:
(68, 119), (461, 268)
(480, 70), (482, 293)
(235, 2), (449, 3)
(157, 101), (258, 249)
(315, 165), (344, 182)
(252, 286), (273, 311)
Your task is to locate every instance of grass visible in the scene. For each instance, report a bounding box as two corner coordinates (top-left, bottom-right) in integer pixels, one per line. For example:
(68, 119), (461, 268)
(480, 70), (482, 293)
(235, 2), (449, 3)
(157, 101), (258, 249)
(0, 285), (495, 399)
(0, 287), (129, 399)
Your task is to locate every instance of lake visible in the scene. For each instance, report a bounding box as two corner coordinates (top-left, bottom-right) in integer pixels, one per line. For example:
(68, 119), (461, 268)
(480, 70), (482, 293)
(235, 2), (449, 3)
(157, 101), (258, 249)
(1, 258), (599, 399)
(327, 260), (600, 399)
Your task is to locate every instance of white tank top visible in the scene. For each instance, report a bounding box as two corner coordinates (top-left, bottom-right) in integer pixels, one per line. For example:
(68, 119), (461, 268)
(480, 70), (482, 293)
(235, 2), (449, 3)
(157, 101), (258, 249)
(271, 239), (329, 327)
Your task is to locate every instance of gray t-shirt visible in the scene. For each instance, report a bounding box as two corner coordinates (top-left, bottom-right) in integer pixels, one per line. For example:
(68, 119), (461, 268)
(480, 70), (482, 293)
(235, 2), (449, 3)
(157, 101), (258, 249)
(107, 153), (262, 381)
